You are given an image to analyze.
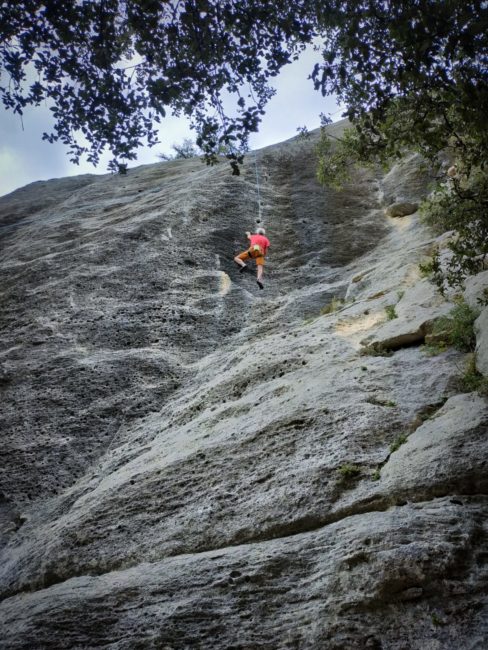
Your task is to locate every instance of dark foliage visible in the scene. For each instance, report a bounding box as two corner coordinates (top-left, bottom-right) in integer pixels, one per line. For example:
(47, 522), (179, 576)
(312, 1), (488, 167)
(1, 1), (486, 204)
(313, 0), (488, 288)
(0, 1), (316, 171)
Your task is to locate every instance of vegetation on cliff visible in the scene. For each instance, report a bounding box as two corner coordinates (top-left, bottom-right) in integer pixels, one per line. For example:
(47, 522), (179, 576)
(0, 1), (316, 170)
(313, 1), (487, 289)
(1, 3), (485, 169)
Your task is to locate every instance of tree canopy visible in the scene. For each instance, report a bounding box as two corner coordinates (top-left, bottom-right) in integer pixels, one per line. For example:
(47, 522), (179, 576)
(2, 2), (486, 163)
(313, 1), (487, 290)
(315, 1), (487, 168)
(158, 137), (200, 160)
(1, 2), (487, 185)
(0, 1), (316, 171)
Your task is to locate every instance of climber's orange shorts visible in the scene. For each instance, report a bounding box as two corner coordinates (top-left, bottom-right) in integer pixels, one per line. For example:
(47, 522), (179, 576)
(237, 249), (265, 265)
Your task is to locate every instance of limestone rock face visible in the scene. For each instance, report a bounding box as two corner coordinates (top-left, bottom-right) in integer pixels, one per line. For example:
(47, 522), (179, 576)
(380, 152), (437, 206)
(463, 270), (488, 310)
(1, 123), (487, 649)
(475, 307), (488, 377)
(380, 393), (488, 498)
(463, 271), (488, 377)
(359, 278), (452, 351)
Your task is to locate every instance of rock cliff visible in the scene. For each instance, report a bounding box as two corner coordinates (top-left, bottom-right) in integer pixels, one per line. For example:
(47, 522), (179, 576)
(0, 121), (487, 649)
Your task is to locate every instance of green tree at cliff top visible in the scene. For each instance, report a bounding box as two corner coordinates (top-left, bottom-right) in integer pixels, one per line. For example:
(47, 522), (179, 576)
(1, 1), (486, 183)
(312, 1), (487, 289)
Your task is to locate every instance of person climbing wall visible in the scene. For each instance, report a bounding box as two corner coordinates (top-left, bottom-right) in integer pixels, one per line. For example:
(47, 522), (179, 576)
(234, 227), (270, 290)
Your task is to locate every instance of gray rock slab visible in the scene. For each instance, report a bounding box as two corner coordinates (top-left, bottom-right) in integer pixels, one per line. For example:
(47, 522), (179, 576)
(474, 307), (488, 376)
(0, 332), (463, 599)
(0, 498), (487, 650)
(360, 278), (452, 350)
(0, 130), (390, 511)
(463, 270), (488, 310)
(380, 152), (437, 205)
(380, 393), (488, 499)
(0, 124), (486, 648)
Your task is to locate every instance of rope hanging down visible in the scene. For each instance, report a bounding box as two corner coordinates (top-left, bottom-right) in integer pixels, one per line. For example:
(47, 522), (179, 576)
(253, 150), (262, 222)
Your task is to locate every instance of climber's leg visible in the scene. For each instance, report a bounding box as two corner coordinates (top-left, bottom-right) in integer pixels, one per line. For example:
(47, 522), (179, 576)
(235, 251), (250, 271)
(256, 257), (265, 289)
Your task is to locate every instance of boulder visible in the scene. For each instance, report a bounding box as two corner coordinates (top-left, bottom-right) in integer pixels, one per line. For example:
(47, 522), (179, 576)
(463, 269), (488, 310)
(360, 278), (451, 350)
(384, 201), (419, 218)
(380, 393), (488, 498)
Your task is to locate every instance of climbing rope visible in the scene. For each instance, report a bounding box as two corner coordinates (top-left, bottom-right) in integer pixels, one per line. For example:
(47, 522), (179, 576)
(253, 149), (263, 222)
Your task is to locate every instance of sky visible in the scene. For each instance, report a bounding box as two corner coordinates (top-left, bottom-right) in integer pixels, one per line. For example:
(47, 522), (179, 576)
(0, 46), (343, 198)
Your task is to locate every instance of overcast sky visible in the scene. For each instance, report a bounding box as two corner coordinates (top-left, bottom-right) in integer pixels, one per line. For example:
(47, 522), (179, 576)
(0, 46), (342, 198)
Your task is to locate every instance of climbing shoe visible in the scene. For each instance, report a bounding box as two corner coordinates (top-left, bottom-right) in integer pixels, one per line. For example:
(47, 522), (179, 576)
(239, 264), (248, 273)
(257, 280), (264, 289)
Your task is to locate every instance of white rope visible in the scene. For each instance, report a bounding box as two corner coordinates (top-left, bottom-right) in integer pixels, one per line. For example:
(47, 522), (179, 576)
(253, 150), (262, 221)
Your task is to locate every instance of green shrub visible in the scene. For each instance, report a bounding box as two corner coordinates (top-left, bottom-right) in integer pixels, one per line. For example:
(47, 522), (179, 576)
(366, 396), (396, 407)
(316, 127), (369, 189)
(419, 252), (441, 279)
(385, 304), (397, 320)
(390, 434), (407, 453)
(321, 297), (344, 315)
(420, 169), (488, 293)
(371, 468), (381, 481)
(431, 612), (446, 627)
(421, 342), (448, 356)
(360, 343), (393, 357)
(338, 463), (361, 479)
(430, 300), (479, 352)
(459, 354), (488, 395)
(480, 288), (488, 307)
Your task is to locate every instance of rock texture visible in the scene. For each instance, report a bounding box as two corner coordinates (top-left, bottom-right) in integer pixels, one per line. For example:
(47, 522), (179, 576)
(474, 308), (488, 377)
(463, 270), (488, 310)
(463, 271), (488, 377)
(359, 278), (452, 351)
(0, 121), (487, 649)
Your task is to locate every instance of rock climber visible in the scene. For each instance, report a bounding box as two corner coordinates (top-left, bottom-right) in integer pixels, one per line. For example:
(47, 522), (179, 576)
(234, 227), (270, 290)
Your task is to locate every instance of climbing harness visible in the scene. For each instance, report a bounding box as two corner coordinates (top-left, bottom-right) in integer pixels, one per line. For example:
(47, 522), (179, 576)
(248, 244), (264, 258)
